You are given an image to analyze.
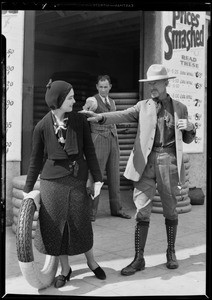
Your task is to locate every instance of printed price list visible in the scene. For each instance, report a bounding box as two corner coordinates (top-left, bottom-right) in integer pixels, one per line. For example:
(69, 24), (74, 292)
(3, 11), (24, 160)
(167, 63), (204, 151)
(162, 11), (206, 153)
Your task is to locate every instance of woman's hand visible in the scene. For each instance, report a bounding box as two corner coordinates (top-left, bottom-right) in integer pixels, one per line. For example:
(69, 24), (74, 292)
(23, 191), (28, 198)
(91, 182), (104, 200)
(23, 190), (41, 212)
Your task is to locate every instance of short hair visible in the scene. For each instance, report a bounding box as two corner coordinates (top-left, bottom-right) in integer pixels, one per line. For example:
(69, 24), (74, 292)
(97, 75), (111, 84)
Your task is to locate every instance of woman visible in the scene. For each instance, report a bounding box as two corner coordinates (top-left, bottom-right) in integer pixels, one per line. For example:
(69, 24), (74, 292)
(23, 80), (106, 288)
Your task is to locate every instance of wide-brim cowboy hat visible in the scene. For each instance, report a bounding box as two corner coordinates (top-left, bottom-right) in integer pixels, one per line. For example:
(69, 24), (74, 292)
(139, 64), (176, 82)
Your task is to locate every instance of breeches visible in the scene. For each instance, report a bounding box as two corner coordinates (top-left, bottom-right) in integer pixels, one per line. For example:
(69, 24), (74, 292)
(133, 149), (180, 222)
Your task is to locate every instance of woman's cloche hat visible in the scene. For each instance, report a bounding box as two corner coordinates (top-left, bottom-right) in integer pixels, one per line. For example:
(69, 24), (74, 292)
(45, 79), (72, 109)
(139, 64), (176, 82)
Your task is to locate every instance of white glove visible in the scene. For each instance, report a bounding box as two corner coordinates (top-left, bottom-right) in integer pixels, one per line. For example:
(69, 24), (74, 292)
(23, 190), (41, 212)
(91, 182), (104, 200)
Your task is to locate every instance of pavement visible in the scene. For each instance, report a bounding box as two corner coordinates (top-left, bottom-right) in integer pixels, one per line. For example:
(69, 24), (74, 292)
(3, 188), (207, 297)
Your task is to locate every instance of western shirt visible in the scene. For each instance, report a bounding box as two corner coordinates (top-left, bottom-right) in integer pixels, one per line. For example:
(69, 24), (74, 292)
(153, 95), (175, 148)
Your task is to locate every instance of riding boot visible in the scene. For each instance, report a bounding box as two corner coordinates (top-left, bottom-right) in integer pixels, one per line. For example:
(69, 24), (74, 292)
(90, 196), (99, 222)
(121, 221), (149, 276)
(165, 218), (179, 269)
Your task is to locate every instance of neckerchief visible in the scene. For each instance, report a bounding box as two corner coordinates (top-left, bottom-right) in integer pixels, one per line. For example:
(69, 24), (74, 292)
(52, 112), (68, 145)
(152, 97), (162, 114)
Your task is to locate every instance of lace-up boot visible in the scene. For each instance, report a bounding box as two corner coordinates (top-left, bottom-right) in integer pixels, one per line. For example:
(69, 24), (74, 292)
(165, 218), (179, 269)
(121, 221), (149, 276)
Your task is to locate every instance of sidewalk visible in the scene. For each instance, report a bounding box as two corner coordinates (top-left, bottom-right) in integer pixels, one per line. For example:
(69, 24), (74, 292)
(5, 189), (206, 297)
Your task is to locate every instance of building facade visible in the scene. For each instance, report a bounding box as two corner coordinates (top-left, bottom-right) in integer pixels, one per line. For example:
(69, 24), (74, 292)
(2, 10), (210, 225)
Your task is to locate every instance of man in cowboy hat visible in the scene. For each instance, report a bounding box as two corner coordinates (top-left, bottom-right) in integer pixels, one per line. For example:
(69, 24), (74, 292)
(79, 64), (196, 275)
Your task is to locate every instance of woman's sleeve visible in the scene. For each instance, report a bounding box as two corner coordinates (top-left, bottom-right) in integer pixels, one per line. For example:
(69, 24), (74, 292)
(23, 123), (45, 193)
(82, 115), (102, 182)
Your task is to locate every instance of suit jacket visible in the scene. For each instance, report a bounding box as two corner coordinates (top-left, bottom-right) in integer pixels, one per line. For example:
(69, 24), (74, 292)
(101, 97), (196, 184)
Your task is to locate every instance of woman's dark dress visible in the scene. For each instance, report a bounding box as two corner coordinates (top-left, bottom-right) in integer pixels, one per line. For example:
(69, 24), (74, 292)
(24, 111), (102, 256)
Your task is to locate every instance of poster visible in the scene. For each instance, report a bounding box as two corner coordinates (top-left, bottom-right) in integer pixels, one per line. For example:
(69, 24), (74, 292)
(162, 11), (206, 153)
(2, 10), (25, 161)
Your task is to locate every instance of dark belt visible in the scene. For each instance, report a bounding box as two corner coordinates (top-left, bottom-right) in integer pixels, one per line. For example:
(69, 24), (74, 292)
(152, 146), (175, 153)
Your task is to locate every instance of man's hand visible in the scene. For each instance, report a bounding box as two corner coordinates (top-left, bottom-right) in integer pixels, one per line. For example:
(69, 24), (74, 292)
(177, 119), (194, 131)
(82, 97), (97, 111)
(79, 110), (103, 122)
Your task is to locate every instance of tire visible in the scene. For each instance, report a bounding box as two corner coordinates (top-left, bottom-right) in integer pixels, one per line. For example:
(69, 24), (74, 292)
(154, 187), (189, 197)
(152, 197), (190, 207)
(117, 128), (138, 134)
(13, 215), (38, 230)
(116, 122), (138, 128)
(16, 197), (59, 290)
(118, 139), (135, 144)
(109, 92), (138, 99)
(152, 204), (192, 214)
(12, 197), (23, 209)
(153, 194), (188, 202)
(12, 187), (25, 199)
(12, 223), (36, 238)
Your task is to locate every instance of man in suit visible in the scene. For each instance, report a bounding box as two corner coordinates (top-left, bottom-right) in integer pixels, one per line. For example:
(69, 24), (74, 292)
(83, 75), (131, 221)
(80, 65), (196, 275)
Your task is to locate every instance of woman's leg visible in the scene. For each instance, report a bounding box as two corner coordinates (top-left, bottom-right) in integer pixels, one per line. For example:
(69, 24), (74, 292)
(84, 248), (99, 269)
(54, 255), (72, 288)
(84, 248), (106, 280)
(59, 255), (70, 275)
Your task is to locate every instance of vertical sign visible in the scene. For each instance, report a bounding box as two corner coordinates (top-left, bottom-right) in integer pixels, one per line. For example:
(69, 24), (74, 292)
(1, 10), (25, 160)
(162, 11), (206, 153)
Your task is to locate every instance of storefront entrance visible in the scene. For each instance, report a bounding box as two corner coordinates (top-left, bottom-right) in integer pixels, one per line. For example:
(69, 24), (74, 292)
(22, 10), (143, 174)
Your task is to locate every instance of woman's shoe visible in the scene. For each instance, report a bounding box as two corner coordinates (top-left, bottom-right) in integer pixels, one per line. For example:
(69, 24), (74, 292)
(88, 263), (106, 280)
(54, 267), (72, 288)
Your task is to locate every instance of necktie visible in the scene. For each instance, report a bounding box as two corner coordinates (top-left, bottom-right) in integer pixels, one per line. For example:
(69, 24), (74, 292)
(104, 97), (110, 110)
